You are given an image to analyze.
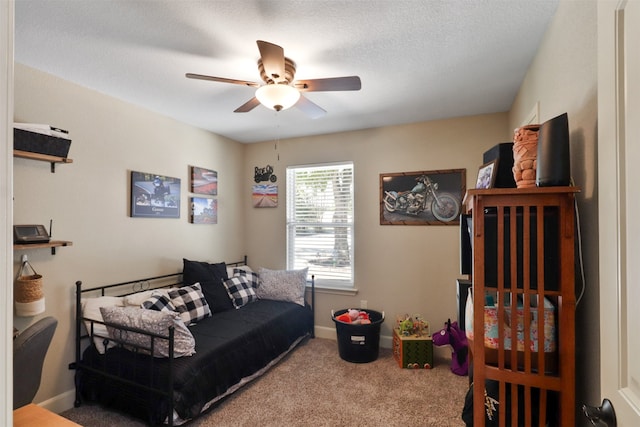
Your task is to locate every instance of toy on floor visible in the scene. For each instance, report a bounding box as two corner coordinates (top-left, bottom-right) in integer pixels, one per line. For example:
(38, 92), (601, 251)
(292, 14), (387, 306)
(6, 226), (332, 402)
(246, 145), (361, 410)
(335, 309), (371, 324)
(396, 313), (429, 337)
(433, 318), (469, 376)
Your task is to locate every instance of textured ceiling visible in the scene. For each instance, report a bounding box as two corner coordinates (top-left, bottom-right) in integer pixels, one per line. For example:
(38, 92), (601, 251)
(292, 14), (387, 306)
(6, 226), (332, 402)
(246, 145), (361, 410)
(14, 0), (559, 143)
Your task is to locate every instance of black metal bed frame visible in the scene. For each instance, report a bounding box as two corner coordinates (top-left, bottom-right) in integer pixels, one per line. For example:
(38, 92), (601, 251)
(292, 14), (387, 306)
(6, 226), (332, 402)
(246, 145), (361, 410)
(68, 257), (316, 426)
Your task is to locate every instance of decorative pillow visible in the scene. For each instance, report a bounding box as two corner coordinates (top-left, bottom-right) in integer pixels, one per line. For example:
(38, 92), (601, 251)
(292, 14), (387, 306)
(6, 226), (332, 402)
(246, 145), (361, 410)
(100, 306), (195, 358)
(141, 293), (177, 313)
(256, 267), (308, 306)
(124, 288), (175, 307)
(183, 258), (233, 313)
(227, 264), (253, 278)
(223, 275), (258, 309)
(168, 283), (211, 325)
(233, 268), (260, 289)
(80, 296), (125, 354)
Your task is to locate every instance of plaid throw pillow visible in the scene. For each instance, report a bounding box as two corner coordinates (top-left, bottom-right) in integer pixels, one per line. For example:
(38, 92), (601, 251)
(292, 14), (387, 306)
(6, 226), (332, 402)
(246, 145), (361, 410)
(168, 283), (211, 324)
(141, 293), (177, 313)
(223, 275), (258, 309)
(233, 268), (260, 289)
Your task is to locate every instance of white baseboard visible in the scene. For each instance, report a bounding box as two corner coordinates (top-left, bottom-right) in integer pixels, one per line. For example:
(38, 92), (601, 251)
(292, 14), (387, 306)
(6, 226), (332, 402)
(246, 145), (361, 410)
(37, 388), (76, 414)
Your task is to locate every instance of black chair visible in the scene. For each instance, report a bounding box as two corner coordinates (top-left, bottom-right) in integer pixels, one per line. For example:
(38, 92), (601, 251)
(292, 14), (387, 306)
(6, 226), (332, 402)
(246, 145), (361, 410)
(13, 316), (58, 410)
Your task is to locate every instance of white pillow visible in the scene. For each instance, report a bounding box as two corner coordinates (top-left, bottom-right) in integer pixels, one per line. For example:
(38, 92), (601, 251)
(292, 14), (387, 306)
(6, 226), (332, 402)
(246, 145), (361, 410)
(256, 267), (308, 306)
(80, 296), (125, 354)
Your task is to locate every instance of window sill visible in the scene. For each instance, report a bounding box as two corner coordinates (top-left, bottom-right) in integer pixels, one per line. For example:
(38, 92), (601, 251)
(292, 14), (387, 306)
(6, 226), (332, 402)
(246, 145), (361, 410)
(306, 284), (358, 296)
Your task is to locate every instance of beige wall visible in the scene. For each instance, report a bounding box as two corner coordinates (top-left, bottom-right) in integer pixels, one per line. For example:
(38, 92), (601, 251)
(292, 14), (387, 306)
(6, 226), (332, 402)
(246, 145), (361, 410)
(13, 63), (247, 410)
(244, 115), (510, 341)
(509, 0), (598, 422)
(14, 62), (511, 409)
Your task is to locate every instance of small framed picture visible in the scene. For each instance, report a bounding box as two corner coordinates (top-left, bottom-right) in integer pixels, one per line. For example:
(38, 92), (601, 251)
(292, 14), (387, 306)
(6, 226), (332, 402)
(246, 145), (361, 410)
(190, 166), (217, 195)
(252, 184), (278, 208)
(190, 197), (217, 224)
(476, 160), (498, 189)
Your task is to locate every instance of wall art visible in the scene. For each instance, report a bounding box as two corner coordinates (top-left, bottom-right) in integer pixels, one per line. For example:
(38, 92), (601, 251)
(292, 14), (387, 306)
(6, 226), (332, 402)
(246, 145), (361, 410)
(252, 184), (278, 208)
(190, 166), (218, 195)
(190, 197), (217, 224)
(131, 171), (181, 218)
(254, 164), (277, 183)
(476, 160), (498, 189)
(380, 168), (465, 225)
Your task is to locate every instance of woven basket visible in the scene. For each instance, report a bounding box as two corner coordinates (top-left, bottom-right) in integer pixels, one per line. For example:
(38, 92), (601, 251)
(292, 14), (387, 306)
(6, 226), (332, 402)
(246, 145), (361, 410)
(15, 261), (45, 316)
(16, 274), (44, 303)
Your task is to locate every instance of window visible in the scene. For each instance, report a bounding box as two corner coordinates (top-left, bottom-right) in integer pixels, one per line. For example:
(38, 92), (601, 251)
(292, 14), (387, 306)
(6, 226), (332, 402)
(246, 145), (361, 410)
(286, 162), (354, 289)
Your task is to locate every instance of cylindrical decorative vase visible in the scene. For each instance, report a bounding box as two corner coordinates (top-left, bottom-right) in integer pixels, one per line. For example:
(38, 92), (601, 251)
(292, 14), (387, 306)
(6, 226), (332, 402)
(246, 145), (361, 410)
(512, 124), (540, 188)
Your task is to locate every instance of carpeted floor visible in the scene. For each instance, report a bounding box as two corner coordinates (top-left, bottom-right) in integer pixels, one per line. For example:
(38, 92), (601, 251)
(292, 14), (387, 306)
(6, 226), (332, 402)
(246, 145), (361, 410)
(61, 338), (469, 426)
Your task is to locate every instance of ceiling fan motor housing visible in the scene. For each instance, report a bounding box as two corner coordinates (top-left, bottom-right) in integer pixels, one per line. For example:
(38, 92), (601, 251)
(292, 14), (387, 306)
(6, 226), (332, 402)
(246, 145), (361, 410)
(258, 57), (296, 84)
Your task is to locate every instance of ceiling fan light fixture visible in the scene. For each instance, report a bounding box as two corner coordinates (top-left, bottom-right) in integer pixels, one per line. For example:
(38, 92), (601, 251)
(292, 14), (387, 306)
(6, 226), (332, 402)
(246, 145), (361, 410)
(255, 84), (300, 111)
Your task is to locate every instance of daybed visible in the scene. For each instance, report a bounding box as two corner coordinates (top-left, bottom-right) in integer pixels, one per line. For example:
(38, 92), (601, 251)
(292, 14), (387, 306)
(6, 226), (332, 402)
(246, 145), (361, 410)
(70, 257), (315, 426)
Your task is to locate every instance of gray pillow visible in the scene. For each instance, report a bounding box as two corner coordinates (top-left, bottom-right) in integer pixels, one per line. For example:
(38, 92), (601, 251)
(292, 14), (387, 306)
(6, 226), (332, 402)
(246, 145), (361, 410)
(100, 306), (196, 358)
(257, 267), (308, 306)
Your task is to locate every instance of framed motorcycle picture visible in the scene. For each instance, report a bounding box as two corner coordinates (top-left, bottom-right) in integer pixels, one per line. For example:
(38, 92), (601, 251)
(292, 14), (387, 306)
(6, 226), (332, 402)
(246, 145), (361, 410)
(380, 168), (466, 225)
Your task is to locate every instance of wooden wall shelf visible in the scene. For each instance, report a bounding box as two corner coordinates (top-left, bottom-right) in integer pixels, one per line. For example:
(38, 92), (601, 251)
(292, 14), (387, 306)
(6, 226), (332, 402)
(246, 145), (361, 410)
(13, 149), (73, 173)
(14, 240), (73, 255)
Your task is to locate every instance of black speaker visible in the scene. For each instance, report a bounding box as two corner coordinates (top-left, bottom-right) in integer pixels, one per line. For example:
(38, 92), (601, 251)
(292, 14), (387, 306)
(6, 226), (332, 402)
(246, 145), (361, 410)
(536, 113), (571, 187)
(483, 143), (516, 188)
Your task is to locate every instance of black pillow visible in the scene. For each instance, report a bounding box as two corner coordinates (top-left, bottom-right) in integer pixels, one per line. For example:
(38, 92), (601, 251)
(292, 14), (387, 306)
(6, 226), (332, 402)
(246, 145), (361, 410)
(182, 258), (232, 313)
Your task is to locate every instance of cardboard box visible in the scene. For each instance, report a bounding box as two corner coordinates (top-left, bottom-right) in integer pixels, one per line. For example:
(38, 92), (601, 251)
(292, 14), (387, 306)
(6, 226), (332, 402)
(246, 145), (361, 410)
(14, 128), (72, 158)
(392, 328), (433, 369)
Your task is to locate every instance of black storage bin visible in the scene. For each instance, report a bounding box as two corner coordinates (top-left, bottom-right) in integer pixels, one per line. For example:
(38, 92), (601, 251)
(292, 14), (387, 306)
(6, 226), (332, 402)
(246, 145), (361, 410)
(332, 309), (384, 363)
(14, 128), (72, 158)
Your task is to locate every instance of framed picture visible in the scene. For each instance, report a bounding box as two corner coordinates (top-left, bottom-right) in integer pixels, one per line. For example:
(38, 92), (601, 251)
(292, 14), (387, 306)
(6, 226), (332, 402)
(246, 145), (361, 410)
(380, 169), (465, 225)
(130, 171), (181, 218)
(476, 160), (498, 189)
(253, 184), (278, 208)
(190, 197), (217, 224)
(190, 166), (217, 195)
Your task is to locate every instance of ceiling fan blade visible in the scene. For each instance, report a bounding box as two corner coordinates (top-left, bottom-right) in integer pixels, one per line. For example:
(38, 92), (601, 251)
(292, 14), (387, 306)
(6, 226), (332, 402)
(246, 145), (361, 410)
(295, 95), (326, 119)
(186, 73), (260, 88)
(257, 40), (286, 83)
(234, 97), (261, 113)
(294, 76), (361, 92)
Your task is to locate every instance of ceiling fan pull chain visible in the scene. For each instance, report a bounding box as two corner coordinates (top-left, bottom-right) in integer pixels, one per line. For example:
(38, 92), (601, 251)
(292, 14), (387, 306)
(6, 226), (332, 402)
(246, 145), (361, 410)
(275, 111), (281, 161)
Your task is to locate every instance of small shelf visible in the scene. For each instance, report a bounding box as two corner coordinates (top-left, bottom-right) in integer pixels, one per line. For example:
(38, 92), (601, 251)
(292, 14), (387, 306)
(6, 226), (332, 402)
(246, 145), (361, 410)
(14, 240), (73, 255)
(13, 150), (73, 173)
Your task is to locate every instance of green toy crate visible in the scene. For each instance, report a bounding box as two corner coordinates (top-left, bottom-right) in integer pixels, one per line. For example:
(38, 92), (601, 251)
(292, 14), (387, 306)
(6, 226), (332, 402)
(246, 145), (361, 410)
(393, 328), (433, 369)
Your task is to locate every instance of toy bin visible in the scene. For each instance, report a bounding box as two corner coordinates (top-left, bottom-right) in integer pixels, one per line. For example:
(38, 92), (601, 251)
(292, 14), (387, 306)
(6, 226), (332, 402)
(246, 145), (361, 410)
(332, 309), (385, 363)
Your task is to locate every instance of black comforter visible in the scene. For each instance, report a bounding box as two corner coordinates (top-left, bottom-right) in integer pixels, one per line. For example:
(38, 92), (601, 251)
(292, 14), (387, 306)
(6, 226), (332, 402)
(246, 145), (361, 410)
(79, 299), (313, 425)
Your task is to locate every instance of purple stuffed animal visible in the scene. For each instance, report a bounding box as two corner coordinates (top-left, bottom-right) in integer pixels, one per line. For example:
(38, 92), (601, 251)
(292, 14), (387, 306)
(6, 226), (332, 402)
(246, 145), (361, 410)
(433, 319), (469, 376)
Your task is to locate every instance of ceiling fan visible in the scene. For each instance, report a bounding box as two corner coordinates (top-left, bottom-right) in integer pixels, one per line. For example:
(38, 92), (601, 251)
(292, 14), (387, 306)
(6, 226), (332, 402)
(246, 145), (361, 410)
(186, 40), (361, 119)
